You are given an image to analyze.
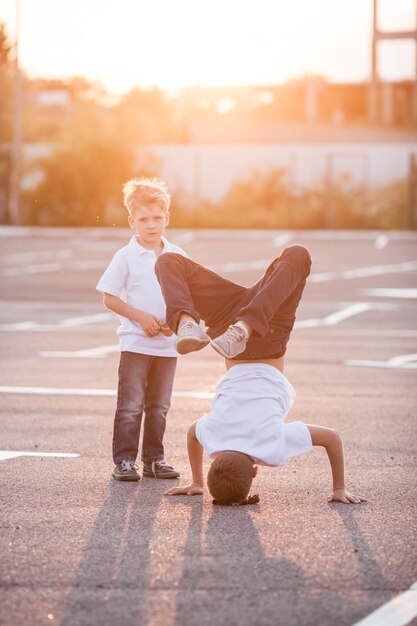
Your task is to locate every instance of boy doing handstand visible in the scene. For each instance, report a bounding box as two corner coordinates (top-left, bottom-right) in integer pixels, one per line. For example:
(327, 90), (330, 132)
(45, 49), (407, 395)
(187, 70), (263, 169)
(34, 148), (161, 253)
(155, 245), (366, 505)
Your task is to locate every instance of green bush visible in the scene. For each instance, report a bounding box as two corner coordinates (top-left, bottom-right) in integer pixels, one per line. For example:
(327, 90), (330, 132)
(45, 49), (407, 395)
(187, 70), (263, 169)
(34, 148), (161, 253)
(170, 168), (411, 230)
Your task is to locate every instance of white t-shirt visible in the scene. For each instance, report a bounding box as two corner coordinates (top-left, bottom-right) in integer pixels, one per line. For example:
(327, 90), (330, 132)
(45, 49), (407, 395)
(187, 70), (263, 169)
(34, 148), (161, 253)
(195, 363), (312, 466)
(96, 235), (187, 357)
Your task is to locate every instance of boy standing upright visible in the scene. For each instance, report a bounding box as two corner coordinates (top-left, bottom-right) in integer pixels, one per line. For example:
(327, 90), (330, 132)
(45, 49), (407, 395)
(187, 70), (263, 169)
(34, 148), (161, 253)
(96, 177), (187, 482)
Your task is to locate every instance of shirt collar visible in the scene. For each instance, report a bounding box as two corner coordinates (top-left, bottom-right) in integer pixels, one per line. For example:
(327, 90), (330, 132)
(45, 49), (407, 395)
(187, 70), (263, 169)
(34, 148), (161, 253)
(129, 235), (170, 256)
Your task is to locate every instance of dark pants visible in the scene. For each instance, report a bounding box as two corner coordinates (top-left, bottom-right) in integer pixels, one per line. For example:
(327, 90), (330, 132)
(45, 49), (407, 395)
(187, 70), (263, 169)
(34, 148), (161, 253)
(155, 245), (311, 360)
(113, 351), (177, 464)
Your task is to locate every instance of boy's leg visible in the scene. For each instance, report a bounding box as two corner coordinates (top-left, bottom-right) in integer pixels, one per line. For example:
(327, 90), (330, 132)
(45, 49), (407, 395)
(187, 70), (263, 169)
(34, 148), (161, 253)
(238, 245), (312, 336)
(211, 245), (311, 359)
(112, 352), (149, 478)
(155, 253), (246, 334)
(141, 356), (180, 479)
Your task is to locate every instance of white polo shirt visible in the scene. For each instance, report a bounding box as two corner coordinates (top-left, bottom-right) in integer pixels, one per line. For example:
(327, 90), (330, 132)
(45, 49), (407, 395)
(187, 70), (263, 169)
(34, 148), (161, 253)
(195, 363), (312, 466)
(96, 235), (187, 357)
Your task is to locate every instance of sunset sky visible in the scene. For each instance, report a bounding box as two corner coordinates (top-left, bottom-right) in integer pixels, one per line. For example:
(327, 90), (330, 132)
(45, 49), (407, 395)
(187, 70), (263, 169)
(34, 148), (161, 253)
(0, 0), (415, 95)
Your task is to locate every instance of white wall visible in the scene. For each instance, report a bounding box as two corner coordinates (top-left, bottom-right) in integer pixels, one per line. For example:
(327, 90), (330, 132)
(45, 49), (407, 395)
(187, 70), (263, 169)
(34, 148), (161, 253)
(143, 143), (417, 202)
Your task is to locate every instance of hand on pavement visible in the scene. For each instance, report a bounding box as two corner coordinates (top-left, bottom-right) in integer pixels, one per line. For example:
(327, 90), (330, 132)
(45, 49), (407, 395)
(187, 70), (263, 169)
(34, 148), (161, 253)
(327, 488), (367, 504)
(165, 484), (203, 496)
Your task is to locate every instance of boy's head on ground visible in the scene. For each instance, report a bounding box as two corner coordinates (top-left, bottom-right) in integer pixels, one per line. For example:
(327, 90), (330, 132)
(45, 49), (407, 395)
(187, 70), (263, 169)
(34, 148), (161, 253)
(207, 451), (259, 506)
(123, 177), (171, 247)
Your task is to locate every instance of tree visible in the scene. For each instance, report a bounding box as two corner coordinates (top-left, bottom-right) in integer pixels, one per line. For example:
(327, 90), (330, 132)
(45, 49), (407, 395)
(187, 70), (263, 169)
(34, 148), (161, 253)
(218, 169), (291, 228)
(23, 105), (140, 226)
(0, 22), (12, 65)
(114, 87), (182, 143)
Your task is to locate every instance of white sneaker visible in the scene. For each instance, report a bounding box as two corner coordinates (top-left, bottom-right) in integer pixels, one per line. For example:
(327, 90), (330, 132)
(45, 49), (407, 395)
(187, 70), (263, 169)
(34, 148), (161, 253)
(175, 320), (210, 355)
(210, 324), (248, 358)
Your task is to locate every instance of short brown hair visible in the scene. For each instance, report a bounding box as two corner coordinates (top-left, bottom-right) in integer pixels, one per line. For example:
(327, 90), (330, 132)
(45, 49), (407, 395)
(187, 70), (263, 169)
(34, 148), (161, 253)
(207, 451), (254, 505)
(123, 177), (171, 216)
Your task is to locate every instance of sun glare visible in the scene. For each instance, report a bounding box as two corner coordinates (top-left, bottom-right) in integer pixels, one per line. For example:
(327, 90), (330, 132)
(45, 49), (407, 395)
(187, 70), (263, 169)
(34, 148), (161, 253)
(0, 0), (414, 94)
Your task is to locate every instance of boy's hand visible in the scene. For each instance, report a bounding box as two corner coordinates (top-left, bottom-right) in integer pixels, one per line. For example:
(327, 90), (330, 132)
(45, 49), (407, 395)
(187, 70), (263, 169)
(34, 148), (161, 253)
(137, 313), (162, 336)
(160, 322), (174, 337)
(165, 483), (203, 497)
(327, 488), (367, 504)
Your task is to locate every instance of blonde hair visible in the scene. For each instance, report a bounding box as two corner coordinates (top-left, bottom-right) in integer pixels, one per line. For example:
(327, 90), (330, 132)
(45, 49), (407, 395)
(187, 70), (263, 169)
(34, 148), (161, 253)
(123, 177), (171, 216)
(207, 451), (254, 505)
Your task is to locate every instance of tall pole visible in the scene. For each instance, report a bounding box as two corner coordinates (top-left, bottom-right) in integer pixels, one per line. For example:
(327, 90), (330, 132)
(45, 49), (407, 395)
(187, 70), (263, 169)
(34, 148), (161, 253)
(369, 0), (378, 124)
(371, 0), (417, 125)
(408, 154), (416, 230)
(414, 0), (417, 124)
(325, 153), (334, 229)
(9, 0), (22, 225)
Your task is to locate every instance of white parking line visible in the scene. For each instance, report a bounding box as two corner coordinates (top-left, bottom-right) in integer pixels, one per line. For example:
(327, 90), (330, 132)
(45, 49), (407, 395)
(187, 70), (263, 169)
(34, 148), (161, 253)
(0, 313), (113, 331)
(295, 303), (372, 329)
(352, 580), (417, 626)
(72, 260), (108, 270)
(171, 232), (196, 245)
(360, 289), (417, 299)
(345, 360), (417, 369)
(0, 451), (80, 461)
(206, 259), (417, 280)
(3, 249), (73, 263)
(389, 353), (417, 364)
(331, 330), (417, 338)
(1, 258), (105, 276)
(345, 353), (417, 369)
(209, 259), (271, 273)
(1, 262), (66, 277)
(374, 234), (389, 250)
(54, 314), (113, 328)
(273, 233), (293, 247)
(39, 345), (119, 358)
(0, 386), (214, 399)
(195, 230), (290, 240)
(36, 303), (385, 358)
(310, 261), (417, 283)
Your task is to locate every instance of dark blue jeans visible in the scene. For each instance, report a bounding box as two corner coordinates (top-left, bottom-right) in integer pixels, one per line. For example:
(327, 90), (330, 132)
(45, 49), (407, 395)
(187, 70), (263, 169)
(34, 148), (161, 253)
(113, 351), (177, 464)
(155, 245), (311, 359)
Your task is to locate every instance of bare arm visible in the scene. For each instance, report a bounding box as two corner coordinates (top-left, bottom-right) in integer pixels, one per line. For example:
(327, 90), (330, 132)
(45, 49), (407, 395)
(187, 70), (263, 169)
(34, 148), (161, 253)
(307, 425), (366, 504)
(187, 422), (204, 487)
(165, 422), (204, 496)
(103, 292), (162, 336)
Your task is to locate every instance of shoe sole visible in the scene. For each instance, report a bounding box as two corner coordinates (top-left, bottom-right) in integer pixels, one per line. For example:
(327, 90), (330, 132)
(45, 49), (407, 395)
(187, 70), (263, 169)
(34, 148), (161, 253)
(210, 339), (230, 358)
(112, 473), (140, 481)
(175, 336), (210, 355)
(210, 339), (247, 359)
(143, 471), (180, 479)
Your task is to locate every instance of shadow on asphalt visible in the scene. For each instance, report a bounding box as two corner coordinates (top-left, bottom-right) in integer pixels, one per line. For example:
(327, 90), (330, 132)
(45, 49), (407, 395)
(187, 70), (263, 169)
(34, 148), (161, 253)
(58, 485), (391, 626)
(173, 504), (308, 626)
(60, 479), (162, 626)
(335, 505), (390, 591)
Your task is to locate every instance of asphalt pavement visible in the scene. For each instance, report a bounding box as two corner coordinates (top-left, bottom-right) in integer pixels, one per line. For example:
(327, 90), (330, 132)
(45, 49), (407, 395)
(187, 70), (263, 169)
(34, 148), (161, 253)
(0, 227), (416, 626)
